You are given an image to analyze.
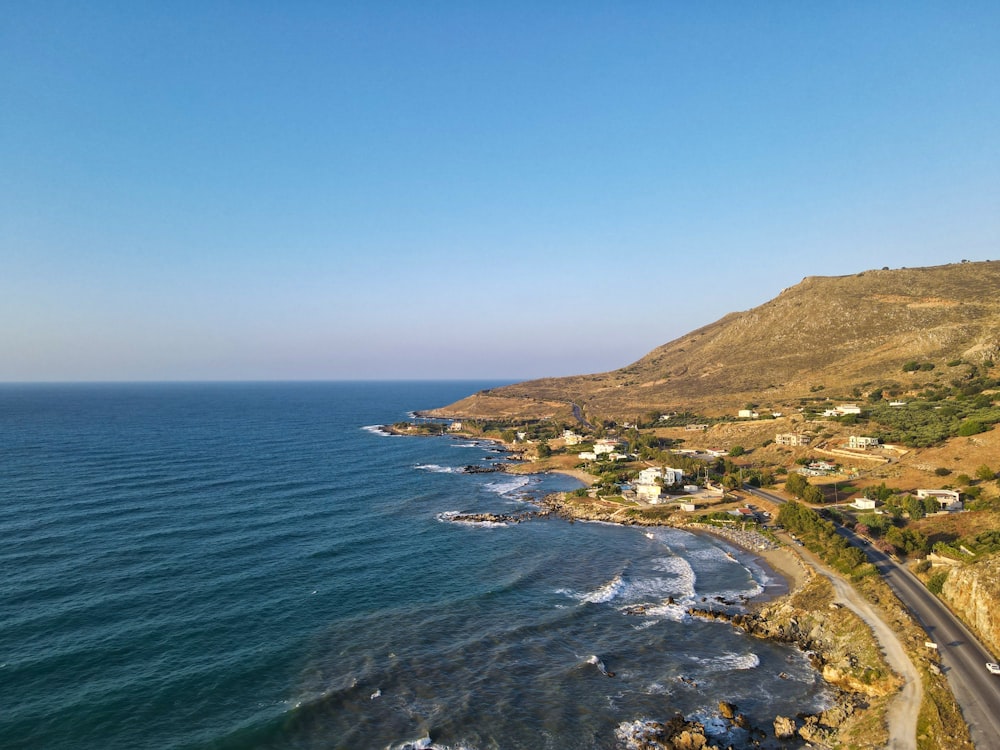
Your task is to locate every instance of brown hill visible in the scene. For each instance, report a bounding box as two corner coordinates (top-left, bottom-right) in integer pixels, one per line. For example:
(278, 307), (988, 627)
(434, 261), (1000, 420)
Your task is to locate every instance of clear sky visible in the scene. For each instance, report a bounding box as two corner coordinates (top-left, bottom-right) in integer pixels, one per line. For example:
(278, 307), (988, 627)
(3, 3), (998, 382)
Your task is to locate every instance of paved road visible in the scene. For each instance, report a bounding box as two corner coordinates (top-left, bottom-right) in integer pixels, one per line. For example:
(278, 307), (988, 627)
(844, 527), (1000, 749)
(744, 485), (1000, 748)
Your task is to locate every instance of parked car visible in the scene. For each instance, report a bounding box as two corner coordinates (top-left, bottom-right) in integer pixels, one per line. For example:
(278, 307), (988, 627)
(987, 662), (1000, 675)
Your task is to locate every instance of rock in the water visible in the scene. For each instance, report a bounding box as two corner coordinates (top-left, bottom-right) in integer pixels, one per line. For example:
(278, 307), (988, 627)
(718, 701), (738, 720)
(773, 715), (797, 739)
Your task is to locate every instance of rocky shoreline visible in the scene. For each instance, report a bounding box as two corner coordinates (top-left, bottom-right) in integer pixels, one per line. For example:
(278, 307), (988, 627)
(541, 492), (897, 749)
(393, 426), (898, 748)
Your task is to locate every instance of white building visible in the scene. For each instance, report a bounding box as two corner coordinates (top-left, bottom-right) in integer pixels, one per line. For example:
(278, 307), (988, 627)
(562, 430), (584, 446)
(635, 466), (685, 502)
(775, 433), (810, 447)
(849, 436), (881, 449)
(825, 404), (863, 417)
(738, 409), (759, 419)
(852, 497), (877, 511)
(593, 438), (623, 456)
(915, 489), (964, 512)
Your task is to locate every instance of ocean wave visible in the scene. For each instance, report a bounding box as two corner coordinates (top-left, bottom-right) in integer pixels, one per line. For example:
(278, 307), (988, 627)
(484, 476), (531, 497)
(616, 719), (677, 750)
(361, 425), (394, 437)
(651, 556), (697, 599)
(577, 573), (627, 604)
(689, 651), (760, 672)
(629, 600), (690, 622)
(415, 464), (458, 473)
(387, 738), (477, 750)
(435, 511), (507, 528)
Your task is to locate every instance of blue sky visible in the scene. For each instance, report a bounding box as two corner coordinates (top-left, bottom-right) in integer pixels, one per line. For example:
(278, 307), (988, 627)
(3, 3), (998, 381)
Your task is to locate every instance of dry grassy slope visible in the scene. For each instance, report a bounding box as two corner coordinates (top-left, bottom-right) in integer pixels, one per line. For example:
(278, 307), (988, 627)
(435, 261), (1000, 420)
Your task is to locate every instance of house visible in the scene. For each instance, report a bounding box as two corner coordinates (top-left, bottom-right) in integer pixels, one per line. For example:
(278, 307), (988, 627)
(562, 430), (584, 446)
(578, 451), (597, 461)
(775, 433), (810, 447)
(808, 461), (836, 472)
(448, 421), (464, 432)
(593, 438), (623, 456)
(889, 401), (907, 407)
(738, 409), (760, 419)
(916, 489), (964, 512)
(679, 502), (698, 512)
(849, 436), (881, 449)
(852, 497), (877, 510)
(823, 404), (863, 417)
(634, 466), (685, 502)
(728, 507), (758, 520)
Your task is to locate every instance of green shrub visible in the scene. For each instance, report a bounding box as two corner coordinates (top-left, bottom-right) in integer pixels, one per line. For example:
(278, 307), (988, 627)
(927, 571), (948, 594)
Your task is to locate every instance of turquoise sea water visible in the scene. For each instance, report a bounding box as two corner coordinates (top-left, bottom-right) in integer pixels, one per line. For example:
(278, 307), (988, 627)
(0, 382), (830, 749)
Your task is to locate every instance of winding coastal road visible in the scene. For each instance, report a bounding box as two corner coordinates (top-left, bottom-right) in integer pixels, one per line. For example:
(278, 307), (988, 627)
(745, 485), (1000, 749)
(848, 529), (1000, 749)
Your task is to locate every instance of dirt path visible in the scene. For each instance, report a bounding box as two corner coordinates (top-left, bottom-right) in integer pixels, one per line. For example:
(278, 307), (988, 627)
(794, 544), (921, 750)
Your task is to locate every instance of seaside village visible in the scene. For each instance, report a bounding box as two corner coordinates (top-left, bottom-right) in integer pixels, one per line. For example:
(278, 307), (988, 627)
(400, 381), (1000, 747)
(435, 394), (996, 564)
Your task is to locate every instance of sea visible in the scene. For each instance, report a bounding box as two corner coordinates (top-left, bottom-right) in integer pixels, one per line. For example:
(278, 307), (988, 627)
(0, 381), (832, 750)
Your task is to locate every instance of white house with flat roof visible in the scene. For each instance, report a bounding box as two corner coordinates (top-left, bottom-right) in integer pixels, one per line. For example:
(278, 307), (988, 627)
(635, 466), (684, 503)
(916, 489), (963, 512)
(849, 436), (881, 449)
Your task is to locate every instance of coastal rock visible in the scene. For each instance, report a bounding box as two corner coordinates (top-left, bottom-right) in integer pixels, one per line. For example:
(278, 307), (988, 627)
(448, 510), (550, 525)
(616, 715), (719, 750)
(460, 463), (510, 474)
(718, 701), (737, 720)
(773, 715), (797, 739)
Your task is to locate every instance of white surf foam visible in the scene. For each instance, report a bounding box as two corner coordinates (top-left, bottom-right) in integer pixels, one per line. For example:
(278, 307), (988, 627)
(361, 425), (394, 437)
(436, 511), (507, 528)
(689, 651), (760, 672)
(651, 556), (697, 599)
(579, 573), (627, 604)
(484, 475), (531, 497)
(415, 464), (459, 473)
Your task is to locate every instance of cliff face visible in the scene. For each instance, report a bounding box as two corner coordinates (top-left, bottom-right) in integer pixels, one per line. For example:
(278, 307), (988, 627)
(940, 554), (1000, 658)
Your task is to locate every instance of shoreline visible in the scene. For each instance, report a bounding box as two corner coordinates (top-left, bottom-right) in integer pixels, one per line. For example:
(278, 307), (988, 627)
(392, 423), (902, 747)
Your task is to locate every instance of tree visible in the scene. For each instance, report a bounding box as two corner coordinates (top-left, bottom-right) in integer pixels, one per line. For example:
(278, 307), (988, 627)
(802, 485), (825, 504)
(957, 420), (986, 436)
(927, 570), (948, 594)
(785, 472), (808, 497)
(536, 441), (552, 458)
(729, 445), (745, 457)
(975, 464), (996, 481)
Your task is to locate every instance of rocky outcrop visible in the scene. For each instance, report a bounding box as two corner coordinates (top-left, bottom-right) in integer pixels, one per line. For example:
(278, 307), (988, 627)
(448, 510), (550, 524)
(615, 713), (719, 750)
(460, 463), (511, 474)
(691, 577), (900, 699)
(939, 553), (1000, 657)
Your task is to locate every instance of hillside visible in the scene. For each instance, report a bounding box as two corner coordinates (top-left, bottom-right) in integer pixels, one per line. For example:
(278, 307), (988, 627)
(433, 261), (1000, 420)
